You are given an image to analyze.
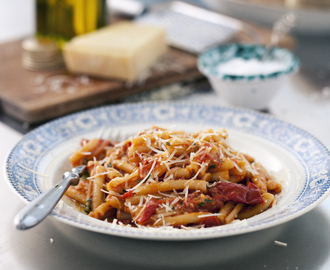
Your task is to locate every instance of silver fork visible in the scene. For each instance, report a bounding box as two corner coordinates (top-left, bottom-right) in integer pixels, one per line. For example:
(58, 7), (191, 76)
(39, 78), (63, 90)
(14, 165), (86, 230)
(14, 127), (128, 230)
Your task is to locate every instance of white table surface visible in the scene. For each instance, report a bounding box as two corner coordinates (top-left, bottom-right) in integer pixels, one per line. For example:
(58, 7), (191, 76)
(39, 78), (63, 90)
(1, 1), (330, 270)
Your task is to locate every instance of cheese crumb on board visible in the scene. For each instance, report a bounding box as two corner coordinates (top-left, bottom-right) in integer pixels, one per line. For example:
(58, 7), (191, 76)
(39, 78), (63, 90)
(63, 21), (167, 81)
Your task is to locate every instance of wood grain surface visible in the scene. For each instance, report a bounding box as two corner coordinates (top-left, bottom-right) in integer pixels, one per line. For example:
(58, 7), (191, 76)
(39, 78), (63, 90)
(0, 22), (294, 124)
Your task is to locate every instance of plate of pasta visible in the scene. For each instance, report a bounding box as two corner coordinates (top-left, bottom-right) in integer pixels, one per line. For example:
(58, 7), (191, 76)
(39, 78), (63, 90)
(5, 102), (330, 240)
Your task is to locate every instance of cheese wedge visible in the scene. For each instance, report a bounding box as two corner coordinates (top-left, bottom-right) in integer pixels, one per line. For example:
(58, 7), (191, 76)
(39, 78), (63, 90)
(63, 21), (167, 81)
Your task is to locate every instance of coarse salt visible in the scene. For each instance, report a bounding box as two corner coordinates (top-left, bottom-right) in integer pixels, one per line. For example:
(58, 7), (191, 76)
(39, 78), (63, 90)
(217, 58), (287, 76)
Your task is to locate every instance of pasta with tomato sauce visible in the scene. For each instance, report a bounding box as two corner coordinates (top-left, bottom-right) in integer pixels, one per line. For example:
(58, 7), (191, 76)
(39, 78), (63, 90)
(65, 126), (282, 229)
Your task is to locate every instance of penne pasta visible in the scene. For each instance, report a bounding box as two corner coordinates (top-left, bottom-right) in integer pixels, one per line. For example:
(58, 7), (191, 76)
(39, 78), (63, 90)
(65, 126), (282, 230)
(162, 212), (209, 227)
(92, 166), (106, 210)
(134, 179), (207, 195)
(237, 193), (275, 220)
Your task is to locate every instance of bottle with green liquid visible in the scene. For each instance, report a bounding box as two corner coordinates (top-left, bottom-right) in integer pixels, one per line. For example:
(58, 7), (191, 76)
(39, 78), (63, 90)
(36, 0), (108, 48)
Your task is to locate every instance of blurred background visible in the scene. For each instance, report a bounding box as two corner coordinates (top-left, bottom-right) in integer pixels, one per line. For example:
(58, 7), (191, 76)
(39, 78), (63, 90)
(1, 0), (330, 70)
(0, 0), (330, 142)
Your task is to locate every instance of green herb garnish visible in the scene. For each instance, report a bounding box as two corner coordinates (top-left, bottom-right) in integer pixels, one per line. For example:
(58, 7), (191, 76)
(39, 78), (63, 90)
(208, 164), (216, 169)
(83, 158), (89, 165)
(198, 202), (205, 207)
(84, 199), (92, 214)
(83, 170), (90, 178)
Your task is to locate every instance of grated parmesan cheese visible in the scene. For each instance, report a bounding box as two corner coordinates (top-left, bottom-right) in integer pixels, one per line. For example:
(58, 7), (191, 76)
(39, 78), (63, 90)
(87, 171), (110, 180)
(129, 158), (157, 190)
(188, 162), (206, 181)
(138, 196), (145, 207)
(232, 160), (243, 172)
(18, 163), (49, 178)
(66, 126), (282, 231)
(198, 213), (221, 218)
(274, 240), (287, 247)
(79, 151), (92, 155)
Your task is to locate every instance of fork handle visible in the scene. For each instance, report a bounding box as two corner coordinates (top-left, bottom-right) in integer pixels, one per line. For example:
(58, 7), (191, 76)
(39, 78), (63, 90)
(14, 172), (79, 230)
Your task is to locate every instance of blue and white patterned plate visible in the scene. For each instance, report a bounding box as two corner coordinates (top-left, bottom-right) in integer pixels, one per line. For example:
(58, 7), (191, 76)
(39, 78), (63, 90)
(5, 102), (330, 240)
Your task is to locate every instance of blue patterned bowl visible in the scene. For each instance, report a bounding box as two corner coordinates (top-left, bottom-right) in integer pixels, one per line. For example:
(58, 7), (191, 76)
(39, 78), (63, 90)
(197, 43), (300, 110)
(5, 102), (330, 240)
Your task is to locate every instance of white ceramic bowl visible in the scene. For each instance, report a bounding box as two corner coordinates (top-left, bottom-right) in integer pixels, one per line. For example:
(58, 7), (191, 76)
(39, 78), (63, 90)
(197, 43), (300, 110)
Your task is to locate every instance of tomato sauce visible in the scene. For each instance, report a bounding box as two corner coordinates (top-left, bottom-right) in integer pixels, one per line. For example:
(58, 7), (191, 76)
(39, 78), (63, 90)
(208, 182), (264, 205)
(136, 198), (159, 224)
(121, 190), (133, 200)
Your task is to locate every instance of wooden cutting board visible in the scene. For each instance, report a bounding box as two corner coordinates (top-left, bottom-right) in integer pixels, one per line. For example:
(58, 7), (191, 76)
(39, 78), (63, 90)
(0, 23), (294, 124)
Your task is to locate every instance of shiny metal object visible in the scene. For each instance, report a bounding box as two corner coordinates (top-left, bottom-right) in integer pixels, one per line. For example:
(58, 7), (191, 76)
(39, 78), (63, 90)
(108, 0), (146, 17)
(135, 1), (250, 54)
(263, 12), (298, 60)
(14, 165), (86, 230)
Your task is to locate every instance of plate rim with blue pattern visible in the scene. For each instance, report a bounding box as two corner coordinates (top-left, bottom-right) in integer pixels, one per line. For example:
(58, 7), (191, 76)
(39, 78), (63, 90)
(5, 101), (330, 240)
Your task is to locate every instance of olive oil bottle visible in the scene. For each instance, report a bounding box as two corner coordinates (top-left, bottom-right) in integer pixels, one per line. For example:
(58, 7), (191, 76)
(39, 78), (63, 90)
(36, 0), (108, 47)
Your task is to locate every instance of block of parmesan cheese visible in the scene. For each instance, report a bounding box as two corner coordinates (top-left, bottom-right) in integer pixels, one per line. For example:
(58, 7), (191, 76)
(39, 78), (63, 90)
(63, 21), (167, 81)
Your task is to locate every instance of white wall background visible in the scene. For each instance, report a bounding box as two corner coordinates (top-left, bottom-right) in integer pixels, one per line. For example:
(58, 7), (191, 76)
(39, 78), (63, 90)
(0, 0), (35, 43)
